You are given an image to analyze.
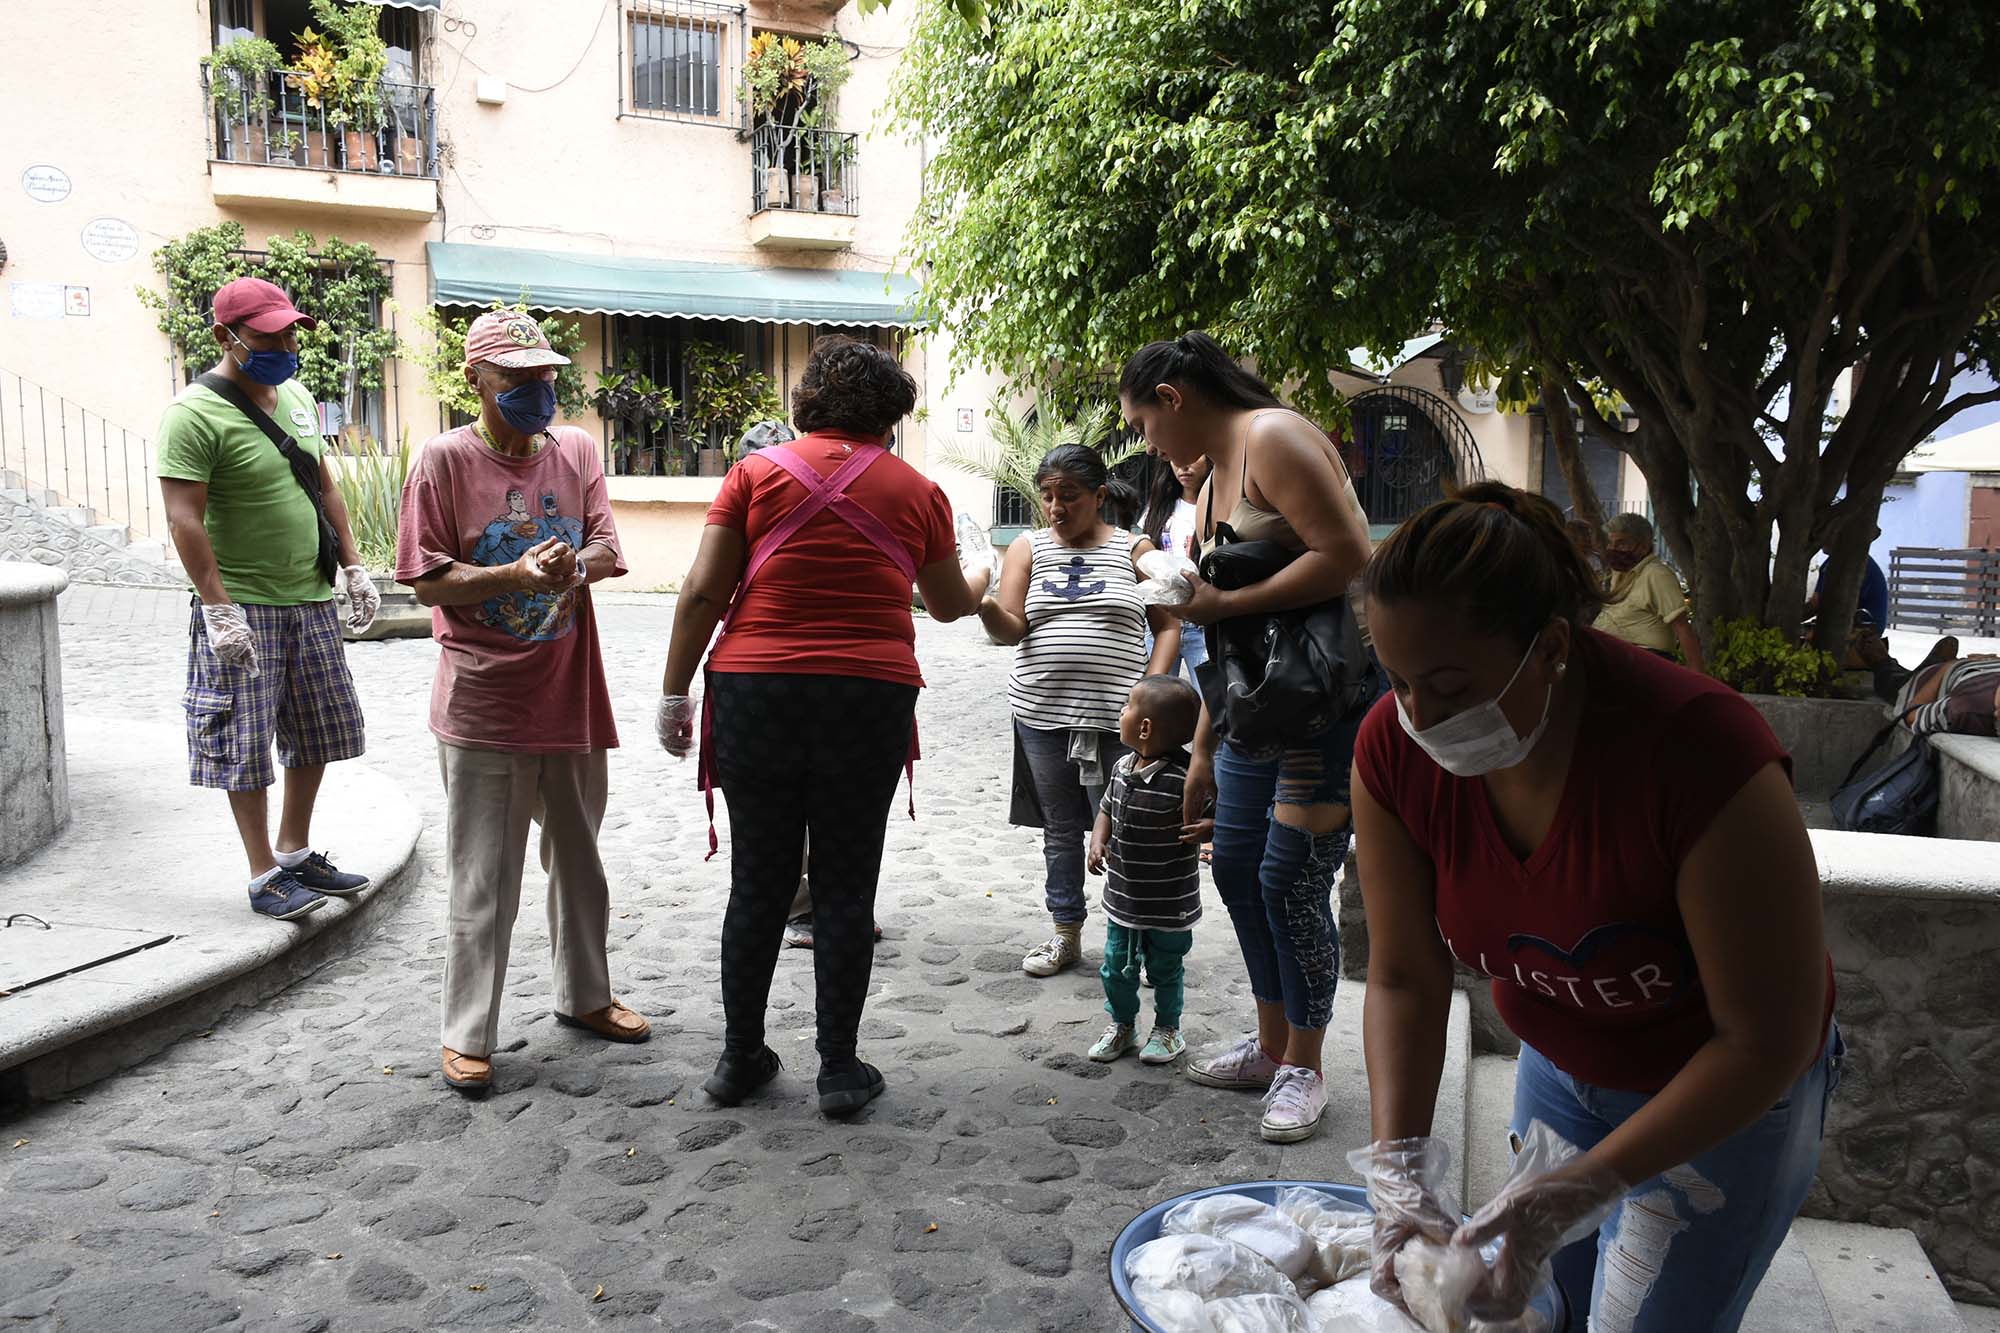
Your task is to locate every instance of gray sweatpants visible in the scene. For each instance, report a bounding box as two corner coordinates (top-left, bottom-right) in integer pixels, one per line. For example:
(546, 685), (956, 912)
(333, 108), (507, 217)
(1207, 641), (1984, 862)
(437, 741), (614, 1057)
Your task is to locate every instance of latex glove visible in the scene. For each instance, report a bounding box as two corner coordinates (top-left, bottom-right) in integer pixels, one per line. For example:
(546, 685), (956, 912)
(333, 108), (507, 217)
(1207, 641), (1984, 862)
(1454, 1156), (1628, 1321)
(1347, 1137), (1461, 1311)
(200, 602), (259, 676)
(340, 565), (381, 633)
(656, 694), (696, 759)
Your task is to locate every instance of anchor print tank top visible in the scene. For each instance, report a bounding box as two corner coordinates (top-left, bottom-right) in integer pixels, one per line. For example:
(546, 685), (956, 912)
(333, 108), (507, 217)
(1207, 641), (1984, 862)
(1007, 527), (1147, 733)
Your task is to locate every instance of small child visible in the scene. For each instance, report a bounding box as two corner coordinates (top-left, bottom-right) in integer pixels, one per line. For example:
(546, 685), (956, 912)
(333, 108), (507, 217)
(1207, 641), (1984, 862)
(1085, 673), (1205, 1064)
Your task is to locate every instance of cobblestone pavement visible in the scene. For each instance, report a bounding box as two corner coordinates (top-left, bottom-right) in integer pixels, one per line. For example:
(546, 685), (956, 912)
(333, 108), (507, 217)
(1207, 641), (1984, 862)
(6, 589), (1348, 1331)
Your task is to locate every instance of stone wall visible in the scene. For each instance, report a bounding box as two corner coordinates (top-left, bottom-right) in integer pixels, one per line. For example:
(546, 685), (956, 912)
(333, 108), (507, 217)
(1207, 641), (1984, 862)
(1748, 693), (1890, 796)
(1808, 830), (2000, 1300)
(0, 562), (70, 867)
(0, 497), (184, 587)
(1935, 735), (2000, 843)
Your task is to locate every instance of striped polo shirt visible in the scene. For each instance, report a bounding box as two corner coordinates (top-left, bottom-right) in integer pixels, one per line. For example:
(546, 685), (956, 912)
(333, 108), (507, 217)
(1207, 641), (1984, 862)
(1007, 528), (1147, 734)
(1100, 749), (1203, 931)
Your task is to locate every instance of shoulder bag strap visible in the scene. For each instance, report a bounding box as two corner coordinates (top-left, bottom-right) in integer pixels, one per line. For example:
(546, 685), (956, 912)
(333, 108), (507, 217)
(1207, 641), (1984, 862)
(195, 373), (339, 585)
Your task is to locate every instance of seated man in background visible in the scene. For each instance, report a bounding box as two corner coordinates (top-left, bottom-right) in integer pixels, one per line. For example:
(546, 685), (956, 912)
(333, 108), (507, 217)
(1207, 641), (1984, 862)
(1596, 513), (1705, 673)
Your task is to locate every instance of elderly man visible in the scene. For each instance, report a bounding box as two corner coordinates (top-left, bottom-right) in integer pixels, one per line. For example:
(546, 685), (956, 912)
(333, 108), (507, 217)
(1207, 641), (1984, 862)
(1598, 512), (1706, 673)
(395, 310), (649, 1095)
(155, 276), (381, 922)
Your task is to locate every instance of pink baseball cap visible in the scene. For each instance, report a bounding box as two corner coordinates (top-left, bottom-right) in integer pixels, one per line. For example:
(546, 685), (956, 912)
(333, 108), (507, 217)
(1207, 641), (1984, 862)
(212, 277), (317, 332)
(463, 311), (571, 369)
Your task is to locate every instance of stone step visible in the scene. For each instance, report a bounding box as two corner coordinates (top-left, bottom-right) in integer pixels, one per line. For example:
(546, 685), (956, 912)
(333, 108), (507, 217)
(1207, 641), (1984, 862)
(44, 505), (95, 528)
(123, 537), (169, 565)
(1459, 1052), (1960, 1331)
(83, 523), (128, 548)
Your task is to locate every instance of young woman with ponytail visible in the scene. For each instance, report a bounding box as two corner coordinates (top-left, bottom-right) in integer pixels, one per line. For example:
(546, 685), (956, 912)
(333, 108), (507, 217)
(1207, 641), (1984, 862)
(1118, 330), (1378, 1144)
(978, 443), (1182, 978)
(1138, 451), (1213, 679)
(1350, 482), (1839, 1331)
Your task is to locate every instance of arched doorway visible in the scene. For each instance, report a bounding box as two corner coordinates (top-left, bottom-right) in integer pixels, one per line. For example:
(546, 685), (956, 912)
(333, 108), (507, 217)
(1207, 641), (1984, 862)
(1343, 385), (1486, 529)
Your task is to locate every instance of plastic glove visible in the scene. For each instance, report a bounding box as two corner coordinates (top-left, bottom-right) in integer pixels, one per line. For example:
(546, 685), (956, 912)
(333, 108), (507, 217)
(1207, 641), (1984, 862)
(1347, 1138), (1461, 1312)
(656, 693), (696, 758)
(1453, 1156), (1627, 1322)
(200, 602), (259, 676)
(340, 565), (381, 633)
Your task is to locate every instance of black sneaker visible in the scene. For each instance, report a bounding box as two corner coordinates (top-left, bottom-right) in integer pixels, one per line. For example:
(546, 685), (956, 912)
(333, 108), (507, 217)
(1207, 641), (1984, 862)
(248, 870), (327, 921)
(288, 851), (370, 897)
(817, 1062), (885, 1117)
(702, 1046), (782, 1105)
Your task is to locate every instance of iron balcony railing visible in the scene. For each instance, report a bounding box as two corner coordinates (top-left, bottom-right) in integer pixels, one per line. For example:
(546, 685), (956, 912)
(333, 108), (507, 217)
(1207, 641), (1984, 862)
(751, 124), (860, 217)
(1, 367), (160, 540)
(201, 66), (439, 180)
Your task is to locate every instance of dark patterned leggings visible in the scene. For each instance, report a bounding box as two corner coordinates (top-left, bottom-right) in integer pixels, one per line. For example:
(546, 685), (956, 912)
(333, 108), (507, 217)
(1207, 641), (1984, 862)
(708, 671), (918, 1071)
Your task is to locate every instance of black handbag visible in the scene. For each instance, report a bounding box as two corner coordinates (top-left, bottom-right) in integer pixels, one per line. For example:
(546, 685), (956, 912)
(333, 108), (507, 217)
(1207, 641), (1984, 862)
(195, 372), (341, 588)
(1192, 523), (1375, 761)
(1830, 724), (1938, 835)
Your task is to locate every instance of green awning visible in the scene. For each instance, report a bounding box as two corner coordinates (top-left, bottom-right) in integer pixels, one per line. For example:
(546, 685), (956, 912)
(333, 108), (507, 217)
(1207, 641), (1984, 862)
(425, 242), (925, 328)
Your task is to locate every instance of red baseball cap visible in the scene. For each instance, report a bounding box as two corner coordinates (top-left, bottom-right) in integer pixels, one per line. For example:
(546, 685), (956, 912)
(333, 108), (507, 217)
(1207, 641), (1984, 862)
(463, 310), (571, 369)
(212, 277), (317, 333)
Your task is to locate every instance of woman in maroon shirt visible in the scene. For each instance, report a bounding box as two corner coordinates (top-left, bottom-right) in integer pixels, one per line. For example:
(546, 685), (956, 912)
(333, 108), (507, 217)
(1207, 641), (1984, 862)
(1350, 483), (1840, 1331)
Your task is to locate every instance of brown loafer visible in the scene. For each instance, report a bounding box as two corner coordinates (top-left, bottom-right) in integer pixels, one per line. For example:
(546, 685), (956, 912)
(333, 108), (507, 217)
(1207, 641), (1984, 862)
(554, 1000), (651, 1044)
(442, 1046), (491, 1093)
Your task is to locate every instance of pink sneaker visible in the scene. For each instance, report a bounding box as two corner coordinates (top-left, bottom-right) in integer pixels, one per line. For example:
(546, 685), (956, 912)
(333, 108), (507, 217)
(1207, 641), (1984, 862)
(1185, 1033), (1283, 1090)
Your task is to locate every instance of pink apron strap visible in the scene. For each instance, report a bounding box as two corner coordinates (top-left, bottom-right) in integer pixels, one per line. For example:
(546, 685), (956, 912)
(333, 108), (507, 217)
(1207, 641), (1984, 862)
(698, 442), (922, 855)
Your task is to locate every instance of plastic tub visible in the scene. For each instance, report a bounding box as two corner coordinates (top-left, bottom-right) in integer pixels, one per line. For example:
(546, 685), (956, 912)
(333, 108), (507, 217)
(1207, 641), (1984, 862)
(1108, 1180), (1570, 1332)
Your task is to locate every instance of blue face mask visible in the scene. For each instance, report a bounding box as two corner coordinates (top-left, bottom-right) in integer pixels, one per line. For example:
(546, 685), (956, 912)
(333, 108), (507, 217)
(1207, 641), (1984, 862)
(228, 330), (298, 387)
(497, 377), (558, 436)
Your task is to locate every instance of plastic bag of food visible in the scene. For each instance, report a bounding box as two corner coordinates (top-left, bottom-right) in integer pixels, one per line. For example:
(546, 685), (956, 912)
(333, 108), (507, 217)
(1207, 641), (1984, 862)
(1127, 1232), (1302, 1328)
(1162, 1195), (1316, 1280)
(1392, 1239), (1488, 1333)
(1205, 1291), (1316, 1333)
(1136, 548), (1198, 606)
(954, 511), (1002, 585)
(1305, 1278), (1427, 1332)
(1274, 1187), (1375, 1286)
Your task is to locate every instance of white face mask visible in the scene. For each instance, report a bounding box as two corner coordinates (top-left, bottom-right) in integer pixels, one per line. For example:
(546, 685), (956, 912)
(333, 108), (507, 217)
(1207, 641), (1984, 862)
(1395, 637), (1556, 777)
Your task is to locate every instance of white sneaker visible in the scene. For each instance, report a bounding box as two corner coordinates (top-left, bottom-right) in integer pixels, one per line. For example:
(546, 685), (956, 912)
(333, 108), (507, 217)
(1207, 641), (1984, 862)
(1185, 1034), (1284, 1090)
(1260, 1065), (1327, 1143)
(1021, 934), (1081, 977)
(1088, 1022), (1138, 1062)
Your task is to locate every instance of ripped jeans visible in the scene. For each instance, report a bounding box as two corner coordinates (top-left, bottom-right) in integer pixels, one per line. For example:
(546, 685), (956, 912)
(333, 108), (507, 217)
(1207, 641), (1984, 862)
(1512, 1026), (1844, 1332)
(1208, 704), (1368, 1030)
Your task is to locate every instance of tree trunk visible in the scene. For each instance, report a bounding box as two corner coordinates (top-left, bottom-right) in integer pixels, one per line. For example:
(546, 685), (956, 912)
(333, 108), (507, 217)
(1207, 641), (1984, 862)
(1539, 373), (1606, 531)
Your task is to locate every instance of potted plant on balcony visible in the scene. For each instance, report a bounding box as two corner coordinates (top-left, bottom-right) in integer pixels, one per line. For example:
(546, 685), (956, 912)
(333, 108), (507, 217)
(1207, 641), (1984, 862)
(203, 35), (283, 163)
(296, 0), (390, 173)
(743, 32), (852, 215)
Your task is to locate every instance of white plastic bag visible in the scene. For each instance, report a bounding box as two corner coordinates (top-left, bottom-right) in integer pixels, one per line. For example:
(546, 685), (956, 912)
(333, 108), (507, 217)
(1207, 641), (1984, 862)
(1128, 1232), (1302, 1329)
(1136, 547), (1198, 606)
(1274, 1187), (1375, 1286)
(1393, 1239), (1488, 1333)
(1162, 1195), (1316, 1280)
(1205, 1291), (1316, 1333)
(1305, 1278), (1427, 1332)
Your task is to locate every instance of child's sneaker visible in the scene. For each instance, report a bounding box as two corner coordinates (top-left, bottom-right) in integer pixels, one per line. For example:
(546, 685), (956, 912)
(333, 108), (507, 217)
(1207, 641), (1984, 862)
(1260, 1065), (1328, 1143)
(1088, 1022), (1138, 1062)
(1022, 934), (1081, 977)
(1139, 1027), (1185, 1065)
(1185, 1033), (1283, 1089)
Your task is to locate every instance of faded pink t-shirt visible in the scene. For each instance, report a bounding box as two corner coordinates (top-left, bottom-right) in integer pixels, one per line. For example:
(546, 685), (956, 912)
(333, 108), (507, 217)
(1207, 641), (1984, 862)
(395, 425), (626, 753)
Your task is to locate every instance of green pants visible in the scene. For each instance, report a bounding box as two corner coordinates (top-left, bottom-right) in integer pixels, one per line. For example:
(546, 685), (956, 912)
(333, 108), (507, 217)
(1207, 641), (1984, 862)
(1101, 922), (1194, 1028)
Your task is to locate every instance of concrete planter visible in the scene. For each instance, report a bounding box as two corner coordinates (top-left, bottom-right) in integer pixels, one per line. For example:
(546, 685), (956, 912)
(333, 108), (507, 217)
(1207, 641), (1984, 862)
(0, 562), (68, 868)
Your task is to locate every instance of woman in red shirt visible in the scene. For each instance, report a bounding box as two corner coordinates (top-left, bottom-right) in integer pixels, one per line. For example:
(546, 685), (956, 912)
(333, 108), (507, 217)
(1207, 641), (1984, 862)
(656, 338), (988, 1117)
(1351, 483), (1840, 1331)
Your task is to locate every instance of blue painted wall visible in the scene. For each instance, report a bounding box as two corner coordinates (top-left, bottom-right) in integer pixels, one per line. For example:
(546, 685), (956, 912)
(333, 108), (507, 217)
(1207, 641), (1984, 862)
(1873, 471), (1971, 567)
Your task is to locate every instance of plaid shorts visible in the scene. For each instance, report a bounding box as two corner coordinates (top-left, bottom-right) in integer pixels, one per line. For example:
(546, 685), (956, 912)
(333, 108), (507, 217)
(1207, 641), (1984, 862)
(183, 597), (366, 791)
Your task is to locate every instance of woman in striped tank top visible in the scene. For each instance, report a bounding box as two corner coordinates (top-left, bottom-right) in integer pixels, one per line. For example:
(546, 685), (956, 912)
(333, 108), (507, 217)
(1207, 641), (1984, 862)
(978, 444), (1184, 978)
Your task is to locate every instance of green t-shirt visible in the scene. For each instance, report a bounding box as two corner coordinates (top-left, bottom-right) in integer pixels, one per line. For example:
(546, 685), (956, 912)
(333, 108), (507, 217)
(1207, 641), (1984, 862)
(154, 379), (332, 606)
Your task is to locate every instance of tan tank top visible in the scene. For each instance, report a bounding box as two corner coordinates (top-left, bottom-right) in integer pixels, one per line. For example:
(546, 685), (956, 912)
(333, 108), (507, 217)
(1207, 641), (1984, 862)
(1199, 411), (1366, 556)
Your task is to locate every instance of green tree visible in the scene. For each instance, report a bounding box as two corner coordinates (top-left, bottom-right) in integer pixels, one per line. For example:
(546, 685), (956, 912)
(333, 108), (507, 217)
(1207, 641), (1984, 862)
(891, 0), (2000, 652)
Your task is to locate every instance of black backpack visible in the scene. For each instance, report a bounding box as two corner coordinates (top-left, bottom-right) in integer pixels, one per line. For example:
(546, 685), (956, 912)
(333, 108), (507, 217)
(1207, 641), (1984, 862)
(1830, 724), (1939, 836)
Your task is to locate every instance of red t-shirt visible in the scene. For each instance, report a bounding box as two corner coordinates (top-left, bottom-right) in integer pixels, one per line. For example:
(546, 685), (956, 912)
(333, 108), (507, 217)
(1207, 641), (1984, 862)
(1354, 630), (1835, 1092)
(395, 425), (625, 753)
(704, 433), (954, 688)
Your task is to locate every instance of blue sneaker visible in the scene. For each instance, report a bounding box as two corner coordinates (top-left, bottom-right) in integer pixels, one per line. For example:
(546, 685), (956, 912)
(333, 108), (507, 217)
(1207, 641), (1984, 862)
(249, 870), (326, 921)
(287, 851), (369, 897)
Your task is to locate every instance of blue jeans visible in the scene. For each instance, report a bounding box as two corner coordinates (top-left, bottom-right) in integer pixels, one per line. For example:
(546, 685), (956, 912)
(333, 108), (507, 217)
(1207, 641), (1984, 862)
(1512, 1026), (1844, 1332)
(1208, 697), (1371, 1030)
(1144, 622), (1210, 679)
(1014, 720), (1130, 924)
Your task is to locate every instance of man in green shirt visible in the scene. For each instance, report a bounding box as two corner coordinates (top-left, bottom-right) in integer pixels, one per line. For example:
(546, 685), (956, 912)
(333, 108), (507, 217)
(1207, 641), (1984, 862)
(155, 277), (381, 921)
(1598, 512), (1706, 674)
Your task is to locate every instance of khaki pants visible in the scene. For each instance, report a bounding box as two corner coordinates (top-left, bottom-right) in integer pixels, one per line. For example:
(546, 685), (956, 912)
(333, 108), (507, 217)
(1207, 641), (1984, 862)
(438, 742), (613, 1057)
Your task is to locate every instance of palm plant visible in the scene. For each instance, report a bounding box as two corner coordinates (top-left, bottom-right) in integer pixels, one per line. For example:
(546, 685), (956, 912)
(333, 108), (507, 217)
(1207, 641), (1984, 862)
(936, 395), (1141, 526)
(329, 428), (412, 572)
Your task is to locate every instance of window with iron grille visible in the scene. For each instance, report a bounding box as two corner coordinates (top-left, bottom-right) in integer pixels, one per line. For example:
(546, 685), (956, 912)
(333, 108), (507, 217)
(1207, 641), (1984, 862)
(626, 0), (743, 125)
(605, 316), (775, 476)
